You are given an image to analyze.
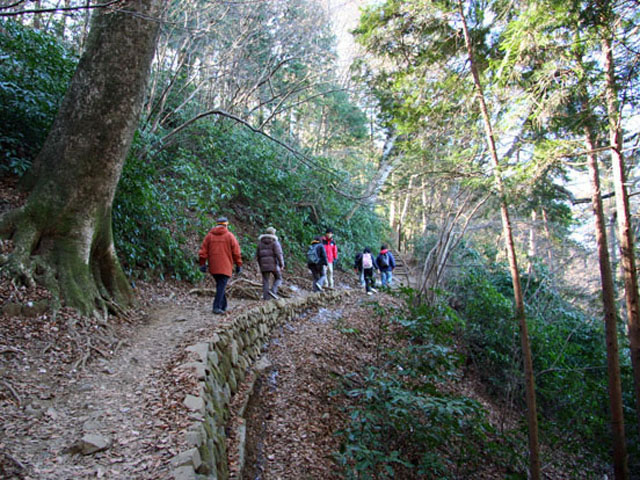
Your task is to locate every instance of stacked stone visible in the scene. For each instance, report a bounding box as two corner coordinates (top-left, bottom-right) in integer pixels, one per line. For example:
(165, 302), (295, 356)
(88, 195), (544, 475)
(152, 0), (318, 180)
(172, 290), (349, 480)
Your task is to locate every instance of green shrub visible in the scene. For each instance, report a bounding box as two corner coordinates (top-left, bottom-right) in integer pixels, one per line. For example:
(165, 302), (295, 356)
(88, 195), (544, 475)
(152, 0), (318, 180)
(113, 119), (387, 280)
(0, 20), (76, 175)
(334, 297), (517, 478)
(452, 256), (629, 465)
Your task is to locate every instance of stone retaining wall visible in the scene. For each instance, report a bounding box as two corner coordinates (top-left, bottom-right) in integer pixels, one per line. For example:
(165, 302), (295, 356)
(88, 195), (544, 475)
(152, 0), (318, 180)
(171, 290), (348, 480)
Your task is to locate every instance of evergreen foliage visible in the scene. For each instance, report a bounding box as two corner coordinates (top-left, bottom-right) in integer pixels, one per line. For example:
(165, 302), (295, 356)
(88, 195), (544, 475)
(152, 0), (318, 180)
(334, 296), (521, 478)
(453, 254), (635, 467)
(0, 20), (76, 175)
(113, 119), (387, 281)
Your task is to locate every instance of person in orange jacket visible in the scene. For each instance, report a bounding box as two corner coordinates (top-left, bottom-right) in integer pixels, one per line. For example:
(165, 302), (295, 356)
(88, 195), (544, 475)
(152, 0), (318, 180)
(199, 217), (243, 314)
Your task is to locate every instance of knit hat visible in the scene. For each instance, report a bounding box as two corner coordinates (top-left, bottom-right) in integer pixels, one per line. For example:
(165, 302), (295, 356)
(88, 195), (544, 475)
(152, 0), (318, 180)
(266, 227), (276, 235)
(216, 216), (229, 225)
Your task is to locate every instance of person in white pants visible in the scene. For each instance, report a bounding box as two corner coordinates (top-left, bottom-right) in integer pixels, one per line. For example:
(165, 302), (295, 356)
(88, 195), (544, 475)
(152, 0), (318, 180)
(321, 228), (338, 289)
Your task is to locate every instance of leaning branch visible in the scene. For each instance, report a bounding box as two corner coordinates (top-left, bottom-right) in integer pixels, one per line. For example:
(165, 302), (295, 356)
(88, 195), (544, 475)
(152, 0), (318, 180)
(558, 142), (640, 161)
(565, 189), (640, 205)
(141, 109), (373, 202)
(0, 0), (123, 16)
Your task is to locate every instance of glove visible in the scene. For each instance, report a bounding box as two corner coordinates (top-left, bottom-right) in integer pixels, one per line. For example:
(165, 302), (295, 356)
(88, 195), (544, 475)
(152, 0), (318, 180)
(199, 265), (207, 273)
(236, 265), (242, 275)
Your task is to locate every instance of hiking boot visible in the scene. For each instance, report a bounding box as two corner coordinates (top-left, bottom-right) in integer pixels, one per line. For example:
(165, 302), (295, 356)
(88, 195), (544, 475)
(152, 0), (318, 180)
(268, 291), (280, 299)
(213, 308), (224, 314)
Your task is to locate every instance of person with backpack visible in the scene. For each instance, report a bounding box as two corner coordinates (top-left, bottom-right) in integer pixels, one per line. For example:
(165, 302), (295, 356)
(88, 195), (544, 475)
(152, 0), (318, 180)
(354, 247), (378, 295)
(307, 236), (328, 292)
(321, 228), (338, 289)
(256, 226), (285, 300)
(376, 245), (396, 287)
(199, 216), (243, 314)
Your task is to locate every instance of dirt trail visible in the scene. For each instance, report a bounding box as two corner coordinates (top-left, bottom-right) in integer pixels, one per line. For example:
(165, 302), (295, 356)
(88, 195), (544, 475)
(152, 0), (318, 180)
(1, 270), (393, 480)
(233, 292), (398, 480)
(1, 285), (258, 480)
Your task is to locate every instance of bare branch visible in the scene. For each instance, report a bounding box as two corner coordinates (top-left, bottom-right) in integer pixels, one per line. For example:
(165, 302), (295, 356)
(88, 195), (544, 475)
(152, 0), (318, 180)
(0, 0), (123, 16)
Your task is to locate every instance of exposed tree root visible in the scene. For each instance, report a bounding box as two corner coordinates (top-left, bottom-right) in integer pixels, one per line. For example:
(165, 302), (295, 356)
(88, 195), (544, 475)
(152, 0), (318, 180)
(71, 351), (92, 371)
(2, 204), (133, 319)
(1, 379), (22, 406)
(188, 288), (216, 296)
(0, 347), (25, 356)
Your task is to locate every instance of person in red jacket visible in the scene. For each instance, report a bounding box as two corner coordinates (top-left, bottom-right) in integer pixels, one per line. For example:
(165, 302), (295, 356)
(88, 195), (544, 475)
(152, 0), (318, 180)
(321, 228), (338, 289)
(199, 217), (243, 314)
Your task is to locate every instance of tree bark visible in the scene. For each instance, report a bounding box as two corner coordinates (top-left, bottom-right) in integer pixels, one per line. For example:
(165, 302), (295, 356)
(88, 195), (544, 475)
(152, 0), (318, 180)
(541, 208), (553, 267)
(583, 101), (628, 478)
(0, 0), (163, 316)
(602, 28), (640, 441)
(528, 209), (537, 276)
(457, 2), (541, 478)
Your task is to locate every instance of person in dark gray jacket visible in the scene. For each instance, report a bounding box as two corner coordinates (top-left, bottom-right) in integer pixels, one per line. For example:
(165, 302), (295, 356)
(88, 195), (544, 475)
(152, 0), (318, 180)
(256, 227), (285, 299)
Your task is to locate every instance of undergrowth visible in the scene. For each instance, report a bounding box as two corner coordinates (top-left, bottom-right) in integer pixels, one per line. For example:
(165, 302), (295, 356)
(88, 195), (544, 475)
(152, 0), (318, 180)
(0, 20), (76, 175)
(333, 293), (522, 479)
(113, 119), (387, 281)
(450, 253), (633, 475)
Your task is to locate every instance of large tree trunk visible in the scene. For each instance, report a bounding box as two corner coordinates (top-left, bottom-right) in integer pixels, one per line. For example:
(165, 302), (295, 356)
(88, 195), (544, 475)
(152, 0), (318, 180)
(583, 102), (628, 478)
(0, 0), (163, 316)
(602, 27), (640, 440)
(457, 2), (541, 478)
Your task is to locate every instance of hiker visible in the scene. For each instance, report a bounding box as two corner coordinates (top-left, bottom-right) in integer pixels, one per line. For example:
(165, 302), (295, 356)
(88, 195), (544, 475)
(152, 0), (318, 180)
(354, 247), (378, 295)
(321, 228), (338, 289)
(376, 245), (396, 287)
(307, 236), (328, 292)
(256, 226), (284, 300)
(199, 216), (243, 314)
(354, 251), (365, 287)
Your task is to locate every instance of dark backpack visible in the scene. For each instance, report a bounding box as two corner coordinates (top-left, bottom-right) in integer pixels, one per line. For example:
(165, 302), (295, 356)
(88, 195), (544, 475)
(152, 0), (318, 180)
(378, 253), (389, 269)
(306, 244), (321, 264)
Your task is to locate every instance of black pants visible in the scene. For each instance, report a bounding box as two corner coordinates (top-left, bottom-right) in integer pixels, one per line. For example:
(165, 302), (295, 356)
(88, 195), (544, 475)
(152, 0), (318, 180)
(213, 274), (229, 311)
(309, 264), (326, 291)
(364, 268), (375, 292)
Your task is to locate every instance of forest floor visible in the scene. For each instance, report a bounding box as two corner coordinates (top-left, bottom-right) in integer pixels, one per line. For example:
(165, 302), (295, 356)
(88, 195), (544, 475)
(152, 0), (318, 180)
(0, 178), (606, 479)
(0, 174), (410, 479)
(0, 255), (403, 480)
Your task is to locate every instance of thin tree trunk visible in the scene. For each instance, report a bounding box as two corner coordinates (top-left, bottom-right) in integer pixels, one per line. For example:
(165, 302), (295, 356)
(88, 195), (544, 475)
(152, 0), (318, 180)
(389, 196), (396, 228)
(610, 211), (618, 282)
(399, 174), (414, 225)
(602, 30), (640, 439)
(457, 2), (541, 478)
(541, 208), (553, 267)
(584, 112), (628, 478)
(32, 0), (42, 29)
(1, 0), (163, 315)
(344, 131), (397, 222)
(80, 0), (91, 51)
(421, 179), (429, 234)
(528, 209), (537, 276)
